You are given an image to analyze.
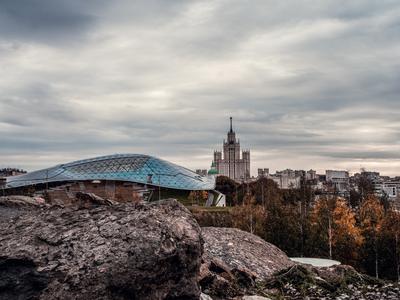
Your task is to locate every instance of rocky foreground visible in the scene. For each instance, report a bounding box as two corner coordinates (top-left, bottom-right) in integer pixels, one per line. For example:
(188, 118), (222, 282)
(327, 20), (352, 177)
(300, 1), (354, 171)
(0, 197), (202, 299)
(1, 195), (400, 300)
(200, 227), (400, 300)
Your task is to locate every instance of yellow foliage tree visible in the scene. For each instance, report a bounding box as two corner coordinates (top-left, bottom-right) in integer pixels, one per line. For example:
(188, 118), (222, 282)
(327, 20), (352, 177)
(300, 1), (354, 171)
(309, 196), (362, 264)
(332, 198), (363, 265)
(360, 195), (384, 230)
(360, 195), (384, 278)
(188, 190), (208, 205)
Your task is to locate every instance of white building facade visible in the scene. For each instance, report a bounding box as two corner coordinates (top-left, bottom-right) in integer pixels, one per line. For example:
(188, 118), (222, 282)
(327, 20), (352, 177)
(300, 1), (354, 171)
(271, 169), (301, 189)
(326, 170), (350, 193)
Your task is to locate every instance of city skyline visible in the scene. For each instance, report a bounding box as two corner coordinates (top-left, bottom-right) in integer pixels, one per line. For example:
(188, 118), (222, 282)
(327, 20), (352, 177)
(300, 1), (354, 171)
(2, 116), (398, 178)
(1, 1), (399, 176)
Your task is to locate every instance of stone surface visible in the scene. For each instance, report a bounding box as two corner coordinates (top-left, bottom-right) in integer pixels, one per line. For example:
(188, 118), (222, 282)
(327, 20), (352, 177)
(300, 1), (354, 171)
(0, 195), (46, 208)
(0, 199), (203, 300)
(200, 227), (294, 299)
(241, 296), (271, 300)
(202, 227), (294, 279)
(0, 196), (46, 223)
(75, 191), (118, 208)
(200, 293), (213, 300)
(261, 264), (400, 299)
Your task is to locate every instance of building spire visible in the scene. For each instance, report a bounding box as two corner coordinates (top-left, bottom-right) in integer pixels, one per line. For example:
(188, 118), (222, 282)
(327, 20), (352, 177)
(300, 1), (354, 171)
(230, 117), (233, 132)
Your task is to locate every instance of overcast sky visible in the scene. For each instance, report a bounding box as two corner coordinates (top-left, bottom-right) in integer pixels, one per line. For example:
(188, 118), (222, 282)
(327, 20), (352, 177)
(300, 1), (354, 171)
(0, 0), (399, 176)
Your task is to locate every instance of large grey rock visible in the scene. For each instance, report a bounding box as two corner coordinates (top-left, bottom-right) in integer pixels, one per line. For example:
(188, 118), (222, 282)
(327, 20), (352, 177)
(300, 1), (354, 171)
(0, 199), (203, 300)
(0, 195), (45, 208)
(200, 227), (294, 299)
(262, 263), (400, 299)
(202, 227), (294, 279)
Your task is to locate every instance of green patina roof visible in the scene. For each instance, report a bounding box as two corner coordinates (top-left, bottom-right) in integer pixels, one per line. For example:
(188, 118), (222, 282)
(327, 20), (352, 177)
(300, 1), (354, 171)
(208, 162), (218, 175)
(208, 168), (219, 175)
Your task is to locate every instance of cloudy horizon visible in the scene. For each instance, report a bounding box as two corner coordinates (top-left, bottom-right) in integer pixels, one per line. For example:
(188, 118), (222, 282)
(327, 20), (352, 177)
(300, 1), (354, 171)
(1, 0), (400, 176)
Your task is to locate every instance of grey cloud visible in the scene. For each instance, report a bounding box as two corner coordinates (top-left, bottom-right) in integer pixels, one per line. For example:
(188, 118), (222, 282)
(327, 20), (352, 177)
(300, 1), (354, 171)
(318, 151), (400, 160)
(0, 0), (400, 175)
(0, 0), (99, 44)
(0, 83), (81, 126)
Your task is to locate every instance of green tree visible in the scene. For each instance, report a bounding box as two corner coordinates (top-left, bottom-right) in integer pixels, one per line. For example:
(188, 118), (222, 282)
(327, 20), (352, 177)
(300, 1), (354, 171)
(378, 210), (400, 281)
(231, 194), (267, 237)
(215, 176), (239, 206)
(248, 177), (281, 207)
(357, 173), (375, 201)
(263, 196), (305, 257)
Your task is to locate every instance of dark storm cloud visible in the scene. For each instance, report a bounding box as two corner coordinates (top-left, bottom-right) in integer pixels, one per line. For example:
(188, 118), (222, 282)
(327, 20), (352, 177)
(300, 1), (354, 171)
(0, 0), (99, 44)
(0, 0), (400, 175)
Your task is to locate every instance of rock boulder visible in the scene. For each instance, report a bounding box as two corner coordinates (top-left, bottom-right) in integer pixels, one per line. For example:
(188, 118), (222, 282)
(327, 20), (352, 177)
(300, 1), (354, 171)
(0, 199), (203, 300)
(200, 227), (294, 299)
(202, 227), (294, 279)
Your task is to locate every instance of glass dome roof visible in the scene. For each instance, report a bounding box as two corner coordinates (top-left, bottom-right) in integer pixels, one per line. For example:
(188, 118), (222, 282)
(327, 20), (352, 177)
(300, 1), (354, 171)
(5, 154), (215, 191)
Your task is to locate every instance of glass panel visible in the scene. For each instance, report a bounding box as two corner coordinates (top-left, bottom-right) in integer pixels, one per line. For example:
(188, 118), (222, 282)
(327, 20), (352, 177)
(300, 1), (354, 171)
(5, 154), (215, 190)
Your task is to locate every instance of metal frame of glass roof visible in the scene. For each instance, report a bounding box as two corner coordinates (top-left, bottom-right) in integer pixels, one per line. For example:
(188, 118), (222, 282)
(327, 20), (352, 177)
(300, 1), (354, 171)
(5, 154), (215, 191)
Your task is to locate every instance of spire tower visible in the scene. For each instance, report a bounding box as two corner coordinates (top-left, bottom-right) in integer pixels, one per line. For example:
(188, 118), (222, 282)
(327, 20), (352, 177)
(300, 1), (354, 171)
(212, 117), (251, 181)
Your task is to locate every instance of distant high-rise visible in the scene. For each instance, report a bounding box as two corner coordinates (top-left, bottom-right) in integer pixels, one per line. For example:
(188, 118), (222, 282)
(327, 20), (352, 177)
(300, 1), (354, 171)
(213, 117), (250, 181)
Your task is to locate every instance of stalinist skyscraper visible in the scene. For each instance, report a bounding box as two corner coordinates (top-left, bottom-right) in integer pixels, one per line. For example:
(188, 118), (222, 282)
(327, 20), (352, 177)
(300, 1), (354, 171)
(213, 117), (250, 181)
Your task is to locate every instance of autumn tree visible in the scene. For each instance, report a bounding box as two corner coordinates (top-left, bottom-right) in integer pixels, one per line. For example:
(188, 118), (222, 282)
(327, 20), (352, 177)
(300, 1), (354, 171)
(230, 179), (306, 257)
(248, 177), (281, 207)
(378, 210), (400, 281)
(308, 196), (362, 264)
(231, 194), (267, 237)
(359, 195), (384, 278)
(331, 198), (363, 266)
(308, 196), (336, 258)
(188, 190), (208, 205)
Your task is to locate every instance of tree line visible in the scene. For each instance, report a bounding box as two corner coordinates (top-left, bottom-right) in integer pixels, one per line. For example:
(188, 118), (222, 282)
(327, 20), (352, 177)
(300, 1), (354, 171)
(212, 175), (400, 281)
(0, 168), (27, 176)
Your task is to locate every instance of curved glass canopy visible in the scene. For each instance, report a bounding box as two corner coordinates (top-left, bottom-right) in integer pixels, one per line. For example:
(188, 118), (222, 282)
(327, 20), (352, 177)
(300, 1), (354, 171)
(5, 154), (215, 191)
